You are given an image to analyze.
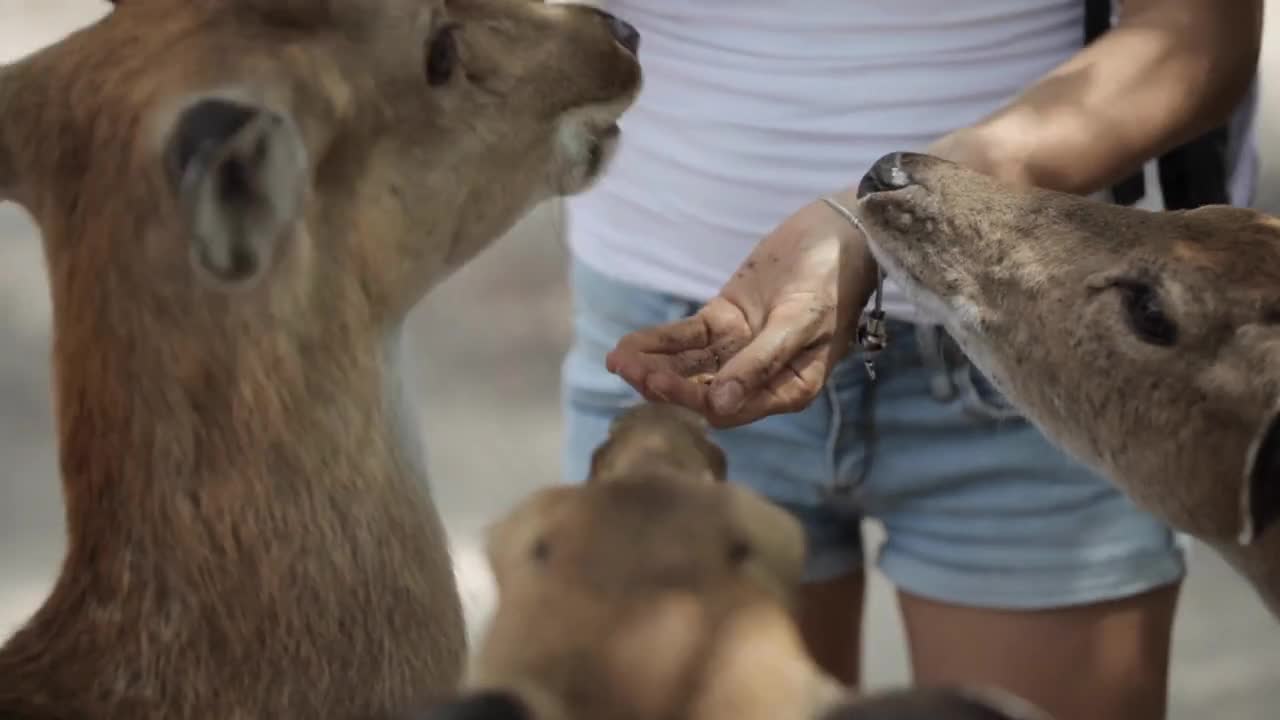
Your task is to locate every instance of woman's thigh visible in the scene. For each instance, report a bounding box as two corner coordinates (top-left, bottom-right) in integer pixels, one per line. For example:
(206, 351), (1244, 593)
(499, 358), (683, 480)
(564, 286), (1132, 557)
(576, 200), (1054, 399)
(898, 584), (1180, 720)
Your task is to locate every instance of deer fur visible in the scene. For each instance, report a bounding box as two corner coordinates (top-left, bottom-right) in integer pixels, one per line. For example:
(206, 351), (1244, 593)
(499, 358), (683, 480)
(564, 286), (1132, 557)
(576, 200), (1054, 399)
(851, 150), (1280, 620)
(0, 63), (27, 205)
(420, 403), (1054, 720)
(0, 0), (640, 718)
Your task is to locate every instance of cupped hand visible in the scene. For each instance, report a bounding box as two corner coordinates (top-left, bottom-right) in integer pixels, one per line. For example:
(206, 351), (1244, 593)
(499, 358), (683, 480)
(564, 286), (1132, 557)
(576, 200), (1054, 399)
(605, 188), (879, 428)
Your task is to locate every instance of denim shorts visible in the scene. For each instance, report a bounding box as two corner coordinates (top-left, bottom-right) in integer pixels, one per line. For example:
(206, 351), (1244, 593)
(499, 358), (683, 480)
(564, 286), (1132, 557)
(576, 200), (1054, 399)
(560, 257), (1187, 610)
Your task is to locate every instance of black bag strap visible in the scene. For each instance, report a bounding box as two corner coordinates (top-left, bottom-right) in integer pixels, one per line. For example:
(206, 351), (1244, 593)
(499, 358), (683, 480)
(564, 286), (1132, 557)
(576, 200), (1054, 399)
(1084, 0), (1231, 209)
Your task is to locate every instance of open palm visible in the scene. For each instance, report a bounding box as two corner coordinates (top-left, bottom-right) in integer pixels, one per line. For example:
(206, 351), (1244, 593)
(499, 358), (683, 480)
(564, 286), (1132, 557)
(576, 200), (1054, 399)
(606, 192), (878, 428)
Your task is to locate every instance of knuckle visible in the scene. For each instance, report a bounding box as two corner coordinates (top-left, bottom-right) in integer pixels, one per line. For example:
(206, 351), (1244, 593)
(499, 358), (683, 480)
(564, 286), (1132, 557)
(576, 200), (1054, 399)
(762, 357), (784, 379)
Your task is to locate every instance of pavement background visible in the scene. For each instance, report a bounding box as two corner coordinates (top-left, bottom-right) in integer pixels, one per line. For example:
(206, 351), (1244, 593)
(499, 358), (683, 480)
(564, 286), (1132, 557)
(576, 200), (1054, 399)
(1, 2), (1277, 717)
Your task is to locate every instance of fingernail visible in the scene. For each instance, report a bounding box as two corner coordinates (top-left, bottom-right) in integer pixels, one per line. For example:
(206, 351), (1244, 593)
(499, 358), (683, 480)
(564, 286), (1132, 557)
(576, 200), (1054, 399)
(710, 380), (744, 415)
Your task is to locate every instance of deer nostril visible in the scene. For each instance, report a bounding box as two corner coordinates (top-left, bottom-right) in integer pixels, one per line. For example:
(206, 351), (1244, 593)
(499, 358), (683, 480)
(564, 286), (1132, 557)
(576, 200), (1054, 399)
(857, 151), (915, 199)
(610, 16), (641, 55)
(588, 8), (641, 56)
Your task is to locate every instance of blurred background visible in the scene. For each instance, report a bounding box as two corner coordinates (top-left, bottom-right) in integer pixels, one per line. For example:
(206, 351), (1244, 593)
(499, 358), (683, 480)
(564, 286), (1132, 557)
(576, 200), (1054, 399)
(1, 2), (1277, 717)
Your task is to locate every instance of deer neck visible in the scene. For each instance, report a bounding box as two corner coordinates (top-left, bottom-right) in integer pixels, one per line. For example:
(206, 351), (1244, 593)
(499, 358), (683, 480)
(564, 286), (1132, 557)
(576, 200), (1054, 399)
(0, 234), (465, 716)
(47, 287), (429, 552)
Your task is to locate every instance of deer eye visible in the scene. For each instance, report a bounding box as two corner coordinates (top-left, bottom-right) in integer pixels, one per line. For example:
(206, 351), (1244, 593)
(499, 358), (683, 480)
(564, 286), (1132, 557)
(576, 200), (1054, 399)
(531, 537), (551, 563)
(425, 24), (459, 87)
(1116, 280), (1178, 346)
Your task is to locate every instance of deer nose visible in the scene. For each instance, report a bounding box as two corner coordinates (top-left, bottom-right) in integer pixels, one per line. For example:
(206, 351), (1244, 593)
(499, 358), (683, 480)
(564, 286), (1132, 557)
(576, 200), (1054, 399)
(857, 152), (916, 199)
(589, 8), (641, 56)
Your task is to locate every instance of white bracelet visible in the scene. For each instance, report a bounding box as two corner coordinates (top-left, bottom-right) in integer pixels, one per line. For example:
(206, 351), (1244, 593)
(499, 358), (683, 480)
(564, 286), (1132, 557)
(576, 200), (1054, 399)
(820, 195), (888, 381)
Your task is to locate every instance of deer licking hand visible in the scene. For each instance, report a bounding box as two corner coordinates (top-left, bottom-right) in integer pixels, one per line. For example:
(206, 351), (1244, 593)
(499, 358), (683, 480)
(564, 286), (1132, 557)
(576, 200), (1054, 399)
(851, 150), (1280, 620)
(0, 1), (640, 718)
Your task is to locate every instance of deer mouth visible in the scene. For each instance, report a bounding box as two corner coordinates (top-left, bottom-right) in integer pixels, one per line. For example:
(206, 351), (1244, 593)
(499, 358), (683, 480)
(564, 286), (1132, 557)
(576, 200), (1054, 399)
(862, 236), (954, 324)
(851, 196), (988, 333)
(597, 122), (621, 142)
(585, 123), (621, 175)
(555, 97), (634, 195)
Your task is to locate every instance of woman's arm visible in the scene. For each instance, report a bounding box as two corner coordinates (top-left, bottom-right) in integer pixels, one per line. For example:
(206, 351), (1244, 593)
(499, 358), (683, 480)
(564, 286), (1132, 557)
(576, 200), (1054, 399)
(606, 0), (1265, 425)
(948, 0), (1264, 194)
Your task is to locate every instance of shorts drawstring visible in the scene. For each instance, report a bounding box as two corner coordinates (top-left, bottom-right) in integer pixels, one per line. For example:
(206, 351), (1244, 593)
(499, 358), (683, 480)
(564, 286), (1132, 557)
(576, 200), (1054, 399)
(827, 323), (1020, 500)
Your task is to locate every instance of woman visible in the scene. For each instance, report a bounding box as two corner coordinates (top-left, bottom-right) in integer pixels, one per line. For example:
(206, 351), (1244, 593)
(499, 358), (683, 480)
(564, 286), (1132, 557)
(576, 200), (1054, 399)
(560, 1), (1262, 718)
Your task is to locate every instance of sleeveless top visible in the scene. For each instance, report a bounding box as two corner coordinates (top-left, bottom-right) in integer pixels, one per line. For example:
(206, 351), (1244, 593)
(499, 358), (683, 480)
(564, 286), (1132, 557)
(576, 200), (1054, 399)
(564, 0), (1259, 322)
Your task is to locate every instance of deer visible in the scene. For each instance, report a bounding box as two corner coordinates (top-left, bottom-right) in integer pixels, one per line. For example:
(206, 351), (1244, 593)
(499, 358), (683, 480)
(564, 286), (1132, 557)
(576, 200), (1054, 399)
(0, 0), (641, 717)
(848, 150), (1280, 621)
(418, 402), (1054, 720)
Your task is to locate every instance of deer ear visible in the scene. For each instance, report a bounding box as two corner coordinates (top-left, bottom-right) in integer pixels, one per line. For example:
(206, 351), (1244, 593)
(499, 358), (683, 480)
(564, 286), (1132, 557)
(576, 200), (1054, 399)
(164, 95), (309, 289)
(484, 487), (577, 589)
(1240, 403), (1280, 545)
(821, 687), (1053, 720)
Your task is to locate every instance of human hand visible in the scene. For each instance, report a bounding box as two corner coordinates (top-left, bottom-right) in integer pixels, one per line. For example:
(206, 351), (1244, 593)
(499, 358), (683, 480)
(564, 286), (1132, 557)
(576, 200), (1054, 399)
(605, 188), (879, 428)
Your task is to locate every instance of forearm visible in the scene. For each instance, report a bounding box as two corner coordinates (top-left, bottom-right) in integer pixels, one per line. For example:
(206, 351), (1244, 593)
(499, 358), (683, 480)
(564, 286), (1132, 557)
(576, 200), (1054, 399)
(967, 0), (1263, 195)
